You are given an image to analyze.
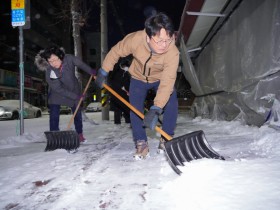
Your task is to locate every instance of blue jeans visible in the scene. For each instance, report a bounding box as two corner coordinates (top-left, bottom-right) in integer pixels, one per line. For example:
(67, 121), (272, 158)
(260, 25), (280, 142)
(129, 78), (178, 142)
(49, 104), (83, 134)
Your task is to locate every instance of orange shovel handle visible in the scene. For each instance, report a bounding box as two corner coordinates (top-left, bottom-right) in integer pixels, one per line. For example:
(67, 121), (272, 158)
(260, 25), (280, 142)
(103, 83), (172, 140)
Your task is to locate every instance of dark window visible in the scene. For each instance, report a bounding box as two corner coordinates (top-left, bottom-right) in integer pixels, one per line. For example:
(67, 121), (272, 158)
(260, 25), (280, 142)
(90, 62), (96, 68)
(89, 49), (96, 55)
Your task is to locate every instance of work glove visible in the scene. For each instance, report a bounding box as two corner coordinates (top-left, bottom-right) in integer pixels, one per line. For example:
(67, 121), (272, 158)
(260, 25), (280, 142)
(91, 69), (97, 76)
(95, 68), (108, 88)
(143, 105), (163, 130)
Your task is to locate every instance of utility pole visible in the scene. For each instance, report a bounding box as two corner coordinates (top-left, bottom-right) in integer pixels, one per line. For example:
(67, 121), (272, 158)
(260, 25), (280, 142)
(100, 0), (109, 120)
(71, 0), (83, 86)
(11, 0), (28, 135)
(19, 26), (24, 135)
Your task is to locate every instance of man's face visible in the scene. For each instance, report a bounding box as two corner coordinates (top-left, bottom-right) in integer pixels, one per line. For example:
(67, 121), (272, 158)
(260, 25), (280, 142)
(147, 28), (174, 54)
(48, 54), (62, 69)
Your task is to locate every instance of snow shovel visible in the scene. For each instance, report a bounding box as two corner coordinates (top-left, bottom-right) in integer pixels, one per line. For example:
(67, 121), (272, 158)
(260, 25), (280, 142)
(103, 84), (225, 175)
(44, 75), (94, 152)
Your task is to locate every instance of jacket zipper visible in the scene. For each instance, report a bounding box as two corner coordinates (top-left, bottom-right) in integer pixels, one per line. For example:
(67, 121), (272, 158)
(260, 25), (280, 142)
(143, 51), (152, 83)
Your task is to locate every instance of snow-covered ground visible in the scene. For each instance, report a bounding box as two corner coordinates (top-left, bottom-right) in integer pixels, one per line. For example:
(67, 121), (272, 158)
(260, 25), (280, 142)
(0, 111), (280, 210)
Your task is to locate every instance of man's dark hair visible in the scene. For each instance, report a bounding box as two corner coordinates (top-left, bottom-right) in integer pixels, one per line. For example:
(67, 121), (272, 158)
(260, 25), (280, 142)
(41, 46), (65, 61)
(145, 12), (174, 38)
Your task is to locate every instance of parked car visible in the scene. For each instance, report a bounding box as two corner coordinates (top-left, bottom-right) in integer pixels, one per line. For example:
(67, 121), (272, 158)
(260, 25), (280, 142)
(86, 102), (102, 112)
(60, 106), (72, 115)
(0, 100), (42, 120)
(47, 105), (72, 115)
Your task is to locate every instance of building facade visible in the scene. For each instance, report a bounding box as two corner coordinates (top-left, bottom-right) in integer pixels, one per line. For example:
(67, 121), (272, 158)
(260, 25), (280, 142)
(0, 0), (72, 108)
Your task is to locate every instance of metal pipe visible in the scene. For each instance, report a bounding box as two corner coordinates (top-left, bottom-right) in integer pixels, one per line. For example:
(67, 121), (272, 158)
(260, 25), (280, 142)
(100, 0), (109, 120)
(186, 11), (226, 17)
(19, 26), (24, 135)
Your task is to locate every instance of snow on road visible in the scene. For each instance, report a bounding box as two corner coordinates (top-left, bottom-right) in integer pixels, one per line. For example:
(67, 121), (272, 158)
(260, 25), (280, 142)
(0, 111), (280, 210)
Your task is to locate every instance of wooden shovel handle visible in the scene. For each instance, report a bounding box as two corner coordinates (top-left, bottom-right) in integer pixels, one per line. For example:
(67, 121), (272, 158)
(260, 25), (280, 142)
(67, 75), (93, 130)
(103, 83), (172, 141)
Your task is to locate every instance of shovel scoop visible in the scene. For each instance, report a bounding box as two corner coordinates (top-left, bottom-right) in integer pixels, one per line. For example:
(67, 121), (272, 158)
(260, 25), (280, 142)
(44, 75), (93, 152)
(44, 130), (80, 151)
(163, 130), (225, 174)
(103, 83), (225, 175)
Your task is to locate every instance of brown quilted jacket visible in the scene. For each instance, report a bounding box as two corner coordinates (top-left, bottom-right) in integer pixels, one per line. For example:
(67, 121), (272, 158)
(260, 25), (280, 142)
(102, 29), (179, 108)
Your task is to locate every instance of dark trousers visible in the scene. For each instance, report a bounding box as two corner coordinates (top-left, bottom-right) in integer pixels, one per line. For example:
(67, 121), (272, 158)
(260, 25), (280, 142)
(129, 78), (178, 142)
(49, 104), (83, 134)
(113, 99), (131, 124)
(114, 108), (122, 124)
(114, 107), (130, 124)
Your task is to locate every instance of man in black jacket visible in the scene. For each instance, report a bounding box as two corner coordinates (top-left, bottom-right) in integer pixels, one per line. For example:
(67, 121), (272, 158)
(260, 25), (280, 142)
(109, 57), (131, 124)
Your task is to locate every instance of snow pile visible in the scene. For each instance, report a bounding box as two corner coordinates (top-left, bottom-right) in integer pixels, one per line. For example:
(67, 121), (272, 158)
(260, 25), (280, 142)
(0, 112), (280, 210)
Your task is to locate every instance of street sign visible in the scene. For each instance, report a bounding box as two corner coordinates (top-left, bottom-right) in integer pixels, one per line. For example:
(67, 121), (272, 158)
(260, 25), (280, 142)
(11, 0), (26, 27)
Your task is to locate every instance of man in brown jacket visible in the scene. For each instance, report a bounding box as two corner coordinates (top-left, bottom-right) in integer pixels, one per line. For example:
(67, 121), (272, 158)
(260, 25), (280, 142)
(95, 12), (179, 159)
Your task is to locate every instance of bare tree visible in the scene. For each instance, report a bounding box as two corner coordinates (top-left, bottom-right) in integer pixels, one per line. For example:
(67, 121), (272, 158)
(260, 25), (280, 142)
(71, 0), (83, 83)
(71, 0), (83, 59)
(55, 0), (93, 84)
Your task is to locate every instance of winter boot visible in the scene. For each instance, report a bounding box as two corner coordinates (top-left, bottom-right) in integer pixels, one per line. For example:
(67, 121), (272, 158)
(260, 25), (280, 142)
(133, 140), (149, 160)
(79, 133), (87, 143)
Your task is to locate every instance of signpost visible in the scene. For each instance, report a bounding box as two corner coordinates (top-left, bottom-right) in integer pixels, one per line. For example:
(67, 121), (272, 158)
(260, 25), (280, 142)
(11, 0), (25, 135)
(11, 0), (26, 27)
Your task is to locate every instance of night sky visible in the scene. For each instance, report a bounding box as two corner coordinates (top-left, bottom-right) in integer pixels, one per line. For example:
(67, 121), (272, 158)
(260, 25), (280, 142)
(1, 0), (186, 48)
(86, 0), (186, 48)
(0, 0), (186, 68)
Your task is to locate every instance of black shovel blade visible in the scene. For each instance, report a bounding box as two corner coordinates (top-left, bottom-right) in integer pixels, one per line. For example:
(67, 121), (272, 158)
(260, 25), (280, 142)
(164, 130), (225, 175)
(44, 130), (80, 152)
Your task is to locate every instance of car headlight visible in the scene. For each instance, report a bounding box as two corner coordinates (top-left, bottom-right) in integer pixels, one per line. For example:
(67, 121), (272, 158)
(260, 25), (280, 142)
(0, 107), (4, 115)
